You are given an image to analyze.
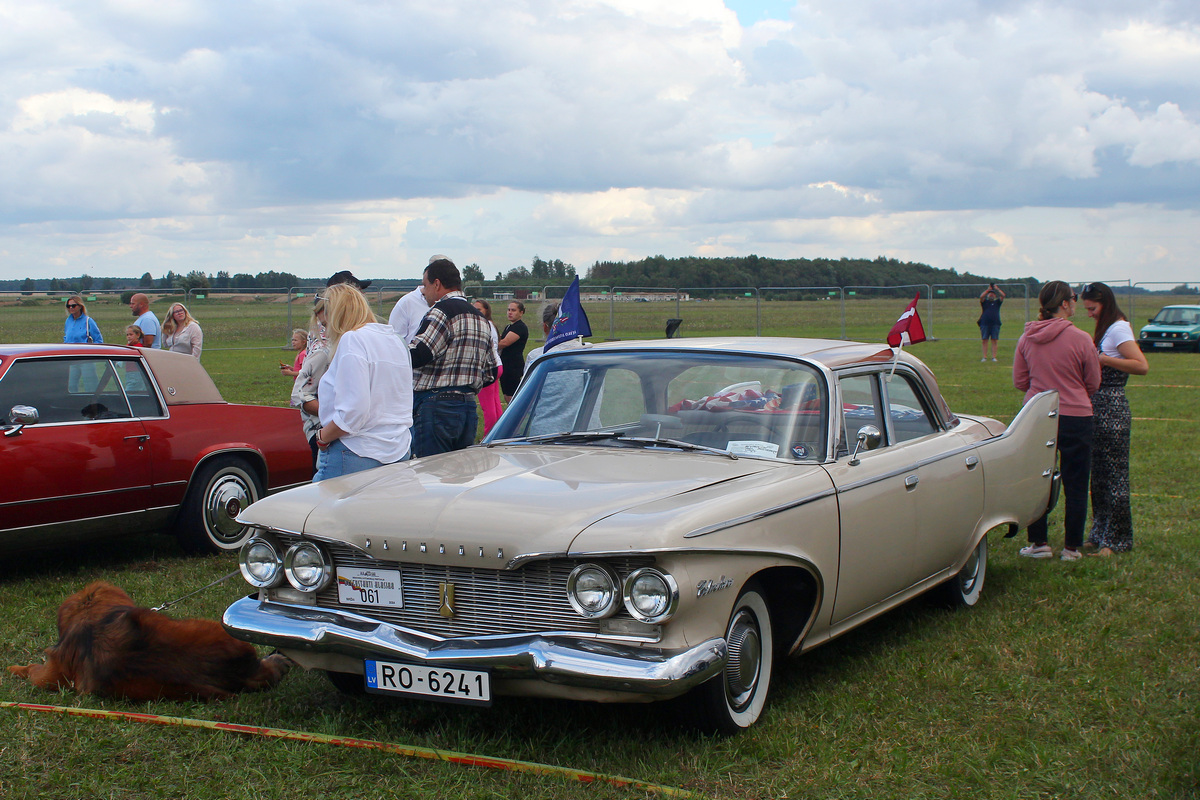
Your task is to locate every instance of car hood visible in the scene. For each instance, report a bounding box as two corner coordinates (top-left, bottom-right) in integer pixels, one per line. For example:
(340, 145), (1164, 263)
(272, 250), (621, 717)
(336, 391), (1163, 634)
(239, 445), (791, 565)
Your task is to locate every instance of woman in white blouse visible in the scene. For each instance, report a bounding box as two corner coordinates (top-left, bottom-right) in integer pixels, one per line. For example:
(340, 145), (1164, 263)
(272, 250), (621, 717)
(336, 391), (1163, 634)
(313, 283), (413, 482)
(161, 303), (203, 359)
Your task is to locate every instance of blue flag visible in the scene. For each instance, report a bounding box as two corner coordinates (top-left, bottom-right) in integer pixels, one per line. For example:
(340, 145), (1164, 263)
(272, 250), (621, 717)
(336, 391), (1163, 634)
(544, 277), (592, 352)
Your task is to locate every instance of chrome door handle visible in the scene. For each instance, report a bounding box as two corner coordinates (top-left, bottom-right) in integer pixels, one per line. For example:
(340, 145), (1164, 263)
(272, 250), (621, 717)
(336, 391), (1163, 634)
(965, 456), (980, 469)
(904, 475), (919, 490)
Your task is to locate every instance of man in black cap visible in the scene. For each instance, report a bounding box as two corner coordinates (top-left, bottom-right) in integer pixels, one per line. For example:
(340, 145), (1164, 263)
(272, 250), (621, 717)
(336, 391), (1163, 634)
(326, 270), (372, 292)
(408, 256), (497, 457)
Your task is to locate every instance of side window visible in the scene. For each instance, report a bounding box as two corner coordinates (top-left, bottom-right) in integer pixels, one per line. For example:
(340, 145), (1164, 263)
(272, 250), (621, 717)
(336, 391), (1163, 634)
(885, 375), (937, 443)
(115, 360), (163, 417)
(838, 374), (884, 456)
(0, 359), (131, 424)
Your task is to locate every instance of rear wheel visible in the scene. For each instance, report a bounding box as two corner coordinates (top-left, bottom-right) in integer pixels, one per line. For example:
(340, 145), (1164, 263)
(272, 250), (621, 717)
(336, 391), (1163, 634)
(176, 456), (262, 554)
(685, 584), (774, 734)
(937, 536), (987, 607)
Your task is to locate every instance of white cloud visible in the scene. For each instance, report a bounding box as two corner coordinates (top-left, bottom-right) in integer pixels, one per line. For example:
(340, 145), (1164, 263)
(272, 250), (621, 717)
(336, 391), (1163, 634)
(0, 0), (1198, 284)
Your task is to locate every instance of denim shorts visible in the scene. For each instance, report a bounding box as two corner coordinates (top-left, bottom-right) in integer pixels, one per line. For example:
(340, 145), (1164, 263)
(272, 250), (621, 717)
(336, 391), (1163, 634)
(979, 323), (1001, 340)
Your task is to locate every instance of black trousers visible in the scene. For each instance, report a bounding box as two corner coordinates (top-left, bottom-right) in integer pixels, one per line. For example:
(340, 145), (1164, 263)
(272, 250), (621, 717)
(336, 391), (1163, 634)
(1028, 414), (1093, 549)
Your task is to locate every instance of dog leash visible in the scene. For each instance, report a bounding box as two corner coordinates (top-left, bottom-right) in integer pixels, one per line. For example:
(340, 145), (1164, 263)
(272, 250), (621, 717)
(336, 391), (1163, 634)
(152, 569), (240, 613)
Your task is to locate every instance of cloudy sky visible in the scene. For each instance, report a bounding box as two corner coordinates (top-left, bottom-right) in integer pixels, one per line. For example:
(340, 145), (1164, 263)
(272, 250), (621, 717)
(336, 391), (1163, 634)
(2, 0), (1197, 285)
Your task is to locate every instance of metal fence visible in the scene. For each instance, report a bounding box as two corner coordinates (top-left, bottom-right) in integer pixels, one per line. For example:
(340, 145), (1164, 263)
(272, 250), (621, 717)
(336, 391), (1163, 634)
(6, 279), (1195, 352)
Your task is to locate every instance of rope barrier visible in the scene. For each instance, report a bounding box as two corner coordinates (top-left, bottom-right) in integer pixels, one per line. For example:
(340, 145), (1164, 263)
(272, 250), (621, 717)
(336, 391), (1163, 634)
(1, 701), (697, 797)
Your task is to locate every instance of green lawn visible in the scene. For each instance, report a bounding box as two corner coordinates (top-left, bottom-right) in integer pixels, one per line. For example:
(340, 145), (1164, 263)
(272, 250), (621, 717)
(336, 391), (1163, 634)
(1, 296), (1197, 799)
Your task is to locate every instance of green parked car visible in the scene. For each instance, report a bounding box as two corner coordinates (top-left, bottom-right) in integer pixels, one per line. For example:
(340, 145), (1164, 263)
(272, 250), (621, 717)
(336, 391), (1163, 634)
(1138, 305), (1200, 352)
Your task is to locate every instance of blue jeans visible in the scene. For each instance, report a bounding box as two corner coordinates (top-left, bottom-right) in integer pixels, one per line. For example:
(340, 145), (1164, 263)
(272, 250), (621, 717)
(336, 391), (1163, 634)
(412, 390), (477, 458)
(314, 439), (408, 482)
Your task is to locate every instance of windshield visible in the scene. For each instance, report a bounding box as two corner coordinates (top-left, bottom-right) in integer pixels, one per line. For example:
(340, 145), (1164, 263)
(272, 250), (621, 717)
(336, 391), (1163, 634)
(1151, 307), (1200, 325)
(485, 349), (828, 461)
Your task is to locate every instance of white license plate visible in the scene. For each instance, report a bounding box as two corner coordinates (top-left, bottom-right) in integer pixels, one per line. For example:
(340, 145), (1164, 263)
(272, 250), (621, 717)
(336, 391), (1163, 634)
(365, 660), (491, 705)
(1153, 342), (1172, 348)
(336, 567), (403, 607)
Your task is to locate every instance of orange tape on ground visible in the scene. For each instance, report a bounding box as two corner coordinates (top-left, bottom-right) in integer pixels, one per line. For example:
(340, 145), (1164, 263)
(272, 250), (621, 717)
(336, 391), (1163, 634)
(1, 701), (696, 798)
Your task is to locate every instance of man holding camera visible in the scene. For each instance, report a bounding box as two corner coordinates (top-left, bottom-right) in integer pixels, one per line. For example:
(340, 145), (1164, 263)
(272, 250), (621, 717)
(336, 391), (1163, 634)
(978, 283), (1007, 361)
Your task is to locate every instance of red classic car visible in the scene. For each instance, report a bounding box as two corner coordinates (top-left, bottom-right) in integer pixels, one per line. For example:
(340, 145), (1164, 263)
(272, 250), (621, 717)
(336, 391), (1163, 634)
(0, 343), (312, 554)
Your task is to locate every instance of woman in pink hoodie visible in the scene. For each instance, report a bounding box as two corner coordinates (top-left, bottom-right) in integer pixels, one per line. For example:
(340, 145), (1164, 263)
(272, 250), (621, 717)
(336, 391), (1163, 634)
(1013, 280), (1101, 561)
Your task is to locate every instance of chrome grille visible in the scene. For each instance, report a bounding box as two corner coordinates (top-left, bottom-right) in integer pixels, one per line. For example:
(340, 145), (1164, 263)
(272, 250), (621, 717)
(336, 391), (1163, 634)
(279, 535), (655, 638)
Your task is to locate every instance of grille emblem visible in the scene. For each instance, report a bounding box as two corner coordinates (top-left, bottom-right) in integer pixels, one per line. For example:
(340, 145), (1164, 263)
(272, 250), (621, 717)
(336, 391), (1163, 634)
(438, 583), (456, 618)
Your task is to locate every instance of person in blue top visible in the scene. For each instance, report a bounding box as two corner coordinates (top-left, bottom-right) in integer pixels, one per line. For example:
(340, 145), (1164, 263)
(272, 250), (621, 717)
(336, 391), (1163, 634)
(63, 295), (103, 393)
(63, 296), (103, 344)
(978, 283), (1006, 362)
(128, 293), (160, 347)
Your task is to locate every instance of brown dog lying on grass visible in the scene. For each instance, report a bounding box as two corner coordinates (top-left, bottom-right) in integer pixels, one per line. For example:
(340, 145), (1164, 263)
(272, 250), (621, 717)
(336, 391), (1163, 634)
(8, 580), (290, 701)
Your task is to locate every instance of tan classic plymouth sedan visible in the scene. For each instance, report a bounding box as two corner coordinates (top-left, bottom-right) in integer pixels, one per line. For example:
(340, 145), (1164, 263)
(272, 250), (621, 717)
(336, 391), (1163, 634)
(224, 338), (1060, 732)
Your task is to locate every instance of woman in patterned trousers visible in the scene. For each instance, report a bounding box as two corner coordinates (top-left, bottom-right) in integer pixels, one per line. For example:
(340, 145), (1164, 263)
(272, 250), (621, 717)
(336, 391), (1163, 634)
(1080, 283), (1149, 555)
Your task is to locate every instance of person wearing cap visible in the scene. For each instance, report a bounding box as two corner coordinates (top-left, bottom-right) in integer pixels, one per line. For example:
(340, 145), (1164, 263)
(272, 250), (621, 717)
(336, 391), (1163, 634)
(408, 257), (498, 457)
(326, 270), (372, 292)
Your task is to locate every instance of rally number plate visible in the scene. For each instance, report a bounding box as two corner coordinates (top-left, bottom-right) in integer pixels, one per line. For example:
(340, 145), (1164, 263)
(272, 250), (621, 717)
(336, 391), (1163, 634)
(365, 660), (492, 705)
(336, 567), (403, 607)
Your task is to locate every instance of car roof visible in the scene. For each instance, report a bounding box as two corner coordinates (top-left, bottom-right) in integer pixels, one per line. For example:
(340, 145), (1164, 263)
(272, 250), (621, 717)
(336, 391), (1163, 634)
(574, 336), (956, 423)
(0, 343), (224, 405)
(585, 336), (909, 369)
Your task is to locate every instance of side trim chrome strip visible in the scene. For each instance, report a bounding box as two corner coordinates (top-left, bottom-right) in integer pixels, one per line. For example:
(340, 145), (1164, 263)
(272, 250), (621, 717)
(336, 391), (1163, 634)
(683, 487), (837, 538)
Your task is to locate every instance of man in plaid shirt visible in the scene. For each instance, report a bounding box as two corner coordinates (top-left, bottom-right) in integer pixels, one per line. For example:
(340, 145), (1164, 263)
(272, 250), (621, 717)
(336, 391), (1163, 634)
(409, 257), (498, 457)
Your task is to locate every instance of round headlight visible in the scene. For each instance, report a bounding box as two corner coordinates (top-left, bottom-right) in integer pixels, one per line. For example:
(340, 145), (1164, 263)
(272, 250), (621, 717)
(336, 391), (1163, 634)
(283, 541), (332, 592)
(238, 536), (283, 588)
(623, 568), (679, 624)
(567, 564), (620, 618)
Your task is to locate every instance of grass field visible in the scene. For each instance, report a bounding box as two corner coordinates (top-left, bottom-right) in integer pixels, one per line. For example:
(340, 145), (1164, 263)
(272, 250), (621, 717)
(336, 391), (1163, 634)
(1, 296), (1197, 799)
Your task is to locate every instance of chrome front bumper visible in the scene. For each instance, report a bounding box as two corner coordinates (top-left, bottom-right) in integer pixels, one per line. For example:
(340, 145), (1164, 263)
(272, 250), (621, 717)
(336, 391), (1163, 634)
(223, 595), (726, 698)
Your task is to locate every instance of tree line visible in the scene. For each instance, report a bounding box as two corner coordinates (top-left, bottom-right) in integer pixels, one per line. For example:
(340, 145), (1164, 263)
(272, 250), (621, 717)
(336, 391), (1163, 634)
(4, 254), (1193, 295)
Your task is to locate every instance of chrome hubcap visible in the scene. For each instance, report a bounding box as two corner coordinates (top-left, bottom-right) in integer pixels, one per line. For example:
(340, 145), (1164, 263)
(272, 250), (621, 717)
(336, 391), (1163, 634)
(725, 608), (762, 710)
(204, 474), (252, 544)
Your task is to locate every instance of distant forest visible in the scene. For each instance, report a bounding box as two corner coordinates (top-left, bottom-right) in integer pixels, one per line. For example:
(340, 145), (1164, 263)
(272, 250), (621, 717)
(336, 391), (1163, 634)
(2, 254), (1194, 295)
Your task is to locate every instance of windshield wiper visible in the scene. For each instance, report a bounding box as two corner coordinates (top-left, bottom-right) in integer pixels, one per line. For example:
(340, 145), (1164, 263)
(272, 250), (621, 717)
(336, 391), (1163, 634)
(485, 430), (629, 446)
(620, 436), (739, 459)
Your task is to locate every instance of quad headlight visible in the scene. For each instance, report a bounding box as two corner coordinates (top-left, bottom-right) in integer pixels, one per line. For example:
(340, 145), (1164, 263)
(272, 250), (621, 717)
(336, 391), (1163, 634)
(622, 568), (679, 624)
(566, 564), (621, 618)
(238, 536), (284, 589)
(283, 541), (333, 592)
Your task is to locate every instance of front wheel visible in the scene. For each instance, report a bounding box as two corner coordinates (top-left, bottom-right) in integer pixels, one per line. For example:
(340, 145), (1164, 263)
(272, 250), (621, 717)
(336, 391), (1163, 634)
(684, 584), (774, 734)
(937, 536), (987, 607)
(176, 456), (263, 554)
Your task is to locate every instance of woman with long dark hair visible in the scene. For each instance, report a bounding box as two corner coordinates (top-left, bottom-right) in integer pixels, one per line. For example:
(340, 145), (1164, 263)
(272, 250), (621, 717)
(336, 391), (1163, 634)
(1079, 282), (1148, 555)
(1013, 280), (1101, 561)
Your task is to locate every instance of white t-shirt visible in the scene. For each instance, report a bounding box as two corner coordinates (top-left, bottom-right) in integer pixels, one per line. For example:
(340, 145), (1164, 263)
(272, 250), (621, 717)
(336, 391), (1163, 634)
(1099, 319), (1134, 358)
(318, 323), (413, 463)
(388, 288), (430, 343)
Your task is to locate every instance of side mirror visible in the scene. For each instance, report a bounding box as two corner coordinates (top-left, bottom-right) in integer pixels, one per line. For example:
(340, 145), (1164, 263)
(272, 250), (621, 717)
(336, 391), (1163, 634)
(848, 424), (881, 465)
(4, 405), (39, 437)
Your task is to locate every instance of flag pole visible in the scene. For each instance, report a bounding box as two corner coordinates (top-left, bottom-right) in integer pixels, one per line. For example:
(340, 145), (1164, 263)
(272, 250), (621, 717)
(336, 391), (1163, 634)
(888, 342), (902, 381)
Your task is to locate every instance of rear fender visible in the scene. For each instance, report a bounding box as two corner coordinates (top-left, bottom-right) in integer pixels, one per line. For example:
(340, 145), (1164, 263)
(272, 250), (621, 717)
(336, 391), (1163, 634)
(975, 390), (1060, 532)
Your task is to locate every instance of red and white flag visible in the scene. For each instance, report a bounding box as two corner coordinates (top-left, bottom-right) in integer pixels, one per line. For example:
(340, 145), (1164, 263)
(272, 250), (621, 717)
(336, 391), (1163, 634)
(887, 294), (926, 348)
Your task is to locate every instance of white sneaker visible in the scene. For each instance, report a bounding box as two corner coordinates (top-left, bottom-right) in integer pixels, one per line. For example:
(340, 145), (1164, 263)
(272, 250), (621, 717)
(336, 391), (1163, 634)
(992, 358), (998, 362)
(1020, 544), (1054, 559)
(981, 358), (987, 362)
